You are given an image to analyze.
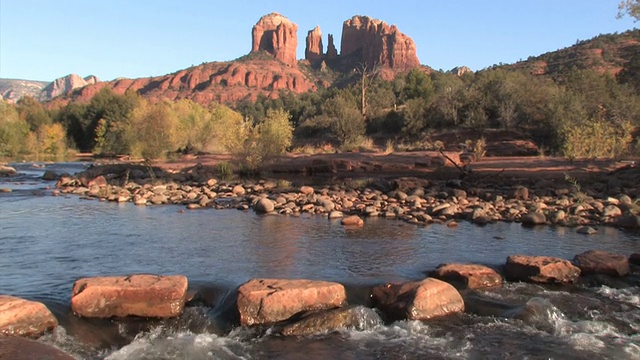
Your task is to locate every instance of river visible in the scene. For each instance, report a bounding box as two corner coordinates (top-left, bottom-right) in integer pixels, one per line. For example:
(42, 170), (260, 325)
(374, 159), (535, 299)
(1, 162), (639, 359)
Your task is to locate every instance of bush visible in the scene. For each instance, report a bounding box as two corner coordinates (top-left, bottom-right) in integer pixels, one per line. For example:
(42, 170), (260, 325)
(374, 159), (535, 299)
(560, 118), (634, 159)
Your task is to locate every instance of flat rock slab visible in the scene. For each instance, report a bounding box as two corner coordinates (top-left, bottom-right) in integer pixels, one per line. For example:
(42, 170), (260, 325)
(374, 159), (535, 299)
(237, 278), (347, 326)
(71, 274), (188, 318)
(371, 278), (464, 321)
(0, 336), (75, 360)
(0, 295), (58, 337)
(431, 263), (503, 289)
(505, 255), (580, 284)
(573, 250), (629, 277)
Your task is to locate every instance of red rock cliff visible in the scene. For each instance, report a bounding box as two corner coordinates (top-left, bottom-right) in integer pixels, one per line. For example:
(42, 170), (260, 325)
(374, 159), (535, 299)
(251, 13), (298, 67)
(305, 26), (324, 62)
(340, 15), (420, 71)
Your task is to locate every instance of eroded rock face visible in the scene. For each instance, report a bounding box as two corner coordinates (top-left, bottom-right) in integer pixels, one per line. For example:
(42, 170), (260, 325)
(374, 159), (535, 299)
(505, 255), (581, 284)
(71, 274), (188, 318)
(40, 74), (100, 100)
(237, 278), (347, 326)
(371, 278), (464, 321)
(252, 13), (298, 67)
(431, 263), (503, 289)
(305, 26), (323, 62)
(281, 305), (382, 336)
(0, 295), (58, 337)
(0, 336), (75, 360)
(573, 250), (629, 277)
(340, 15), (420, 72)
(326, 34), (338, 58)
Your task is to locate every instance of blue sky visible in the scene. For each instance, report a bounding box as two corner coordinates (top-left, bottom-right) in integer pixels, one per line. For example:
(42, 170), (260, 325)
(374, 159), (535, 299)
(0, 0), (637, 81)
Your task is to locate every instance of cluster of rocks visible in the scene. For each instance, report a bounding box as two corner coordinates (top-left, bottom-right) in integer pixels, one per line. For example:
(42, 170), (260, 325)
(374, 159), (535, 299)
(2, 251), (638, 357)
(53, 166), (640, 230)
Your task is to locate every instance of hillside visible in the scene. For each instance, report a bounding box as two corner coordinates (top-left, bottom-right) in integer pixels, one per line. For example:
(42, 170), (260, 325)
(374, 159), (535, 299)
(508, 29), (640, 76)
(0, 79), (49, 102)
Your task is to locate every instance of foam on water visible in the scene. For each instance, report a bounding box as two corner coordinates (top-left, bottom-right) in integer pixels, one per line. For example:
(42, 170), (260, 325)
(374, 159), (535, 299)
(597, 286), (640, 307)
(103, 327), (250, 360)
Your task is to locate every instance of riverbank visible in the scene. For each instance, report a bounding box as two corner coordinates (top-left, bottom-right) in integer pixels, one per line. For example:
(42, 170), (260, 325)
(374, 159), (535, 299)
(47, 152), (640, 230)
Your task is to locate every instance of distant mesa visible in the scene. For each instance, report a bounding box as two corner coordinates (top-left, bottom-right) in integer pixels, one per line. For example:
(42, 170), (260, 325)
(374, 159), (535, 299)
(0, 74), (99, 103)
(251, 12), (298, 67)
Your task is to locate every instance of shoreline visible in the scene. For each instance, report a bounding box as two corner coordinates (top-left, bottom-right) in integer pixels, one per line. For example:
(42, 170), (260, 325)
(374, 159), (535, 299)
(48, 152), (640, 230)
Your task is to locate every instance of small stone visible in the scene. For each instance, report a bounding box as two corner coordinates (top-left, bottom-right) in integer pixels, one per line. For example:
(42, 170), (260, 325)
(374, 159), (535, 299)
(328, 211), (344, 219)
(521, 212), (546, 226)
(576, 226), (598, 235)
(341, 215), (364, 227)
(253, 198), (275, 213)
(300, 186), (314, 195)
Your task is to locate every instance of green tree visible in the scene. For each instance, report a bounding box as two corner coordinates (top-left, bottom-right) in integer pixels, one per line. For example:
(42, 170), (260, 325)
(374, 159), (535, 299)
(0, 101), (30, 157)
(16, 96), (52, 132)
(401, 69), (434, 102)
(618, 0), (640, 21)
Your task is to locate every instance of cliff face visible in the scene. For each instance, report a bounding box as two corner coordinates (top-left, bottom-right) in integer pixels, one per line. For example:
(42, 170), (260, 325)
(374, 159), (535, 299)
(340, 16), (420, 71)
(305, 26), (323, 62)
(40, 74), (99, 100)
(251, 13), (298, 67)
(74, 60), (315, 105)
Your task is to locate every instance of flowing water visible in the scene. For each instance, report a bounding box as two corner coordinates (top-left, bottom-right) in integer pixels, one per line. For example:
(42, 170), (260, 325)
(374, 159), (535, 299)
(1, 162), (639, 359)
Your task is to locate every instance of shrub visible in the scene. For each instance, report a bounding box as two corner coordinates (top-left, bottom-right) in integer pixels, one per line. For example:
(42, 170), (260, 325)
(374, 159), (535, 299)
(560, 118), (634, 159)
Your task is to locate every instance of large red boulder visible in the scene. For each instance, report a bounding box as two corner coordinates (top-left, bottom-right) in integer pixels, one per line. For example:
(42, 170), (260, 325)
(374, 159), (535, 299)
(0, 336), (75, 360)
(0, 295), (58, 337)
(431, 263), (503, 289)
(237, 278), (347, 326)
(71, 274), (188, 318)
(371, 278), (464, 321)
(573, 250), (629, 277)
(505, 255), (581, 283)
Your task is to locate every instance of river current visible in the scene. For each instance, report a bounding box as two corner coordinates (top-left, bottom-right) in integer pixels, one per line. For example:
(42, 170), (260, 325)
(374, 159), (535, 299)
(1, 162), (639, 359)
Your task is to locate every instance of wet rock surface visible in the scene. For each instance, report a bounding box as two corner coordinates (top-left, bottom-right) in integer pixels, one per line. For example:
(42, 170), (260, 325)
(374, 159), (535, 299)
(0, 295), (58, 337)
(505, 255), (581, 284)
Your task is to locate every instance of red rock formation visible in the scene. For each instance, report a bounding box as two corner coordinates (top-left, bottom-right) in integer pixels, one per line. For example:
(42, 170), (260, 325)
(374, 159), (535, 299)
(340, 15), (420, 71)
(505, 255), (581, 283)
(326, 34), (338, 59)
(71, 274), (188, 318)
(371, 278), (464, 321)
(251, 13), (298, 67)
(0, 295), (58, 337)
(71, 59), (315, 106)
(237, 278), (347, 326)
(305, 26), (323, 62)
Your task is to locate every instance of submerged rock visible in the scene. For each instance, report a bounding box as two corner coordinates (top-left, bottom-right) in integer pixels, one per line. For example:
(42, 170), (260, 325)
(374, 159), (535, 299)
(0, 165), (17, 177)
(281, 305), (382, 336)
(0, 336), (74, 359)
(71, 274), (188, 318)
(431, 263), (503, 289)
(0, 295), (58, 337)
(573, 250), (629, 277)
(371, 278), (464, 321)
(237, 278), (347, 326)
(505, 255), (581, 284)
(341, 215), (364, 226)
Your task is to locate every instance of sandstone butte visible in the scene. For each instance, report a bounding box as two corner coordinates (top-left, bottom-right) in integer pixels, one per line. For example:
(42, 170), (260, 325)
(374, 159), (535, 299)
(57, 13), (422, 107)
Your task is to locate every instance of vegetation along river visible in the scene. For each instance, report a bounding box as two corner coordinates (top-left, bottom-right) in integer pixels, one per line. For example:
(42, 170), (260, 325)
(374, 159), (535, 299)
(1, 162), (639, 359)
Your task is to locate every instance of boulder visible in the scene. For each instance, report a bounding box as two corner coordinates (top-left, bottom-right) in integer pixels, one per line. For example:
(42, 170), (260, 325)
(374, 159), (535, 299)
(513, 186), (529, 200)
(341, 215), (364, 227)
(42, 170), (59, 181)
(0, 295), (58, 337)
(576, 226), (598, 235)
(300, 185), (314, 195)
(573, 250), (629, 277)
(615, 215), (640, 229)
(505, 255), (581, 284)
(237, 278), (347, 326)
(0, 336), (75, 360)
(253, 198), (275, 213)
(251, 12), (298, 67)
(0, 165), (17, 177)
(371, 278), (464, 321)
(281, 305), (382, 336)
(231, 185), (245, 196)
(71, 274), (188, 318)
(521, 212), (546, 226)
(431, 263), (503, 289)
(87, 175), (107, 188)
